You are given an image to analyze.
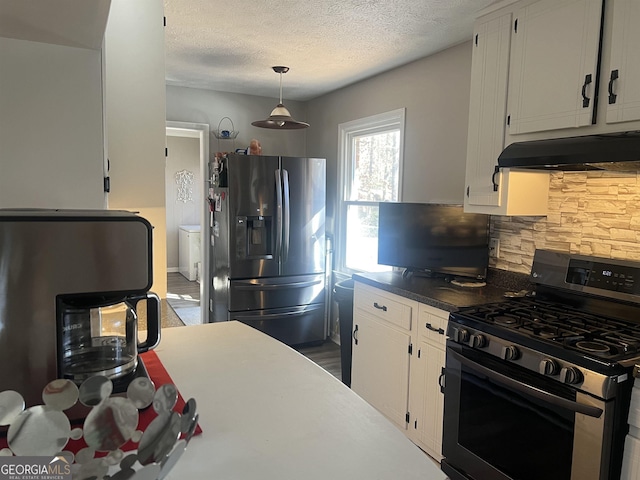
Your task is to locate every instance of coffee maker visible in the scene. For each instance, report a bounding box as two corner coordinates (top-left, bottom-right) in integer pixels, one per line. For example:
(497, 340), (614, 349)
(0, 209), (161, 407)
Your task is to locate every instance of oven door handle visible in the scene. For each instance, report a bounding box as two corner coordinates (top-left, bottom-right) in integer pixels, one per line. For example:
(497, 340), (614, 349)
(450, 350), (603, 418)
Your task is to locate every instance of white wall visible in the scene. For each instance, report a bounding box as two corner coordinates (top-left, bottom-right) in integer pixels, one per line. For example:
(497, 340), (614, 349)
(165, 135), (201, 269)
(302, 42), (473, 341)
(0, 37), (105, 209)
(166, 41), (473, 240)
(166, 86), (308, 159)
(306, 41), (473, 227)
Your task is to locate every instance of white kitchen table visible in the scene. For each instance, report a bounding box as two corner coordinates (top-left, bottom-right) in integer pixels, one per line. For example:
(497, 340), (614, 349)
(154, 321), (446, 480)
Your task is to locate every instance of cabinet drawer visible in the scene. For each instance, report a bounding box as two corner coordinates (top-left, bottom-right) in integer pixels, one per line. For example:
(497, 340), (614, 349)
(354, 283), (413, 331)
(418, 304), (449, 345)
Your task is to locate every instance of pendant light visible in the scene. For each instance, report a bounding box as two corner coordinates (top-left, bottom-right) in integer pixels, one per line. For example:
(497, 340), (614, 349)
(252, 66), (310, 129)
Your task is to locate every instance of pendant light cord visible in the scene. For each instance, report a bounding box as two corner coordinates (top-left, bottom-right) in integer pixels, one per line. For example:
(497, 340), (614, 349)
(251, 66), (309, 129)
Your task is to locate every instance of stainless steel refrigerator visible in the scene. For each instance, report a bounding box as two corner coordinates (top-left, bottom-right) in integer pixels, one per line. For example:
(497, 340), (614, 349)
(208, 154), (327, 345)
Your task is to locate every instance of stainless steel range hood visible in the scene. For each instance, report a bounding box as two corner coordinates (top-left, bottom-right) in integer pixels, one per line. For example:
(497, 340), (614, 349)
(497, 132), (640, 171)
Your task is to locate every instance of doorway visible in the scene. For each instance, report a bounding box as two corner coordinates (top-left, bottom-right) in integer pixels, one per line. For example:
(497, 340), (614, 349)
(165, 121), (210, 325)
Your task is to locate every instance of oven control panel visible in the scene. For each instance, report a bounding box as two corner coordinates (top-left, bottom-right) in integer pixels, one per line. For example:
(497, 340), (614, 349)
(447, 324), (622, 399)
(531, 249), (640, 304)
(566, 258), (640, 295)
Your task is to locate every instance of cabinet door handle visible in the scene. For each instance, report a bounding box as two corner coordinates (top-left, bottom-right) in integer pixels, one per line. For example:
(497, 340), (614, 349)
(425, 323), (445, 335)
(373, 302), (387, 312)
(439, 367), (446, 394)
(492, 166), (500, 192)
(608, 69), (619, 105)
(581, 74), (593, 108)
(353, 324), (359, 345)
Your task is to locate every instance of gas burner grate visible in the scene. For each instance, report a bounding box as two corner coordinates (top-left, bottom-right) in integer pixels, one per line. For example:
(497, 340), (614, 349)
(575, 340), (611, 353)
(454, 298), (640, 361)
(493, 315), (519, 326)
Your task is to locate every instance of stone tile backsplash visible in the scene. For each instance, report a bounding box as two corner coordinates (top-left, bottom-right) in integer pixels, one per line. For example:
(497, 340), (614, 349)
(490, 171), (640, 274)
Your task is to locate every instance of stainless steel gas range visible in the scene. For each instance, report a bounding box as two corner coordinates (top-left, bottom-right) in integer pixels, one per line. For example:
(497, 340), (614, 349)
(442, 249), (640, 480)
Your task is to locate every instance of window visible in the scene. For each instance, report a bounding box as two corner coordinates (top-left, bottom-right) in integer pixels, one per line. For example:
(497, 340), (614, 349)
(337, 109), (405, 273)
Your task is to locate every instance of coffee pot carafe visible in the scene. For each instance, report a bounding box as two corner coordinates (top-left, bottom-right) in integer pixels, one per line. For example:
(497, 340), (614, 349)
(59, 293), (160, 383)
(0, 209), (159, 407)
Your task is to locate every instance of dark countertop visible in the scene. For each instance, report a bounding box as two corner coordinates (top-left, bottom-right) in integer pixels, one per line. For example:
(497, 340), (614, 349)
(352, 269), (532, 312)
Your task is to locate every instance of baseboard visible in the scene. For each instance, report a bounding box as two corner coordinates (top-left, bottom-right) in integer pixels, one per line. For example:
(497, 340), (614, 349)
(167, 267), (179, 273)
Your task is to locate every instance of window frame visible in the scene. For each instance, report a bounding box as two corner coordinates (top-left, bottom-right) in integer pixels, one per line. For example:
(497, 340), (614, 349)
(336, 108), (406, 275)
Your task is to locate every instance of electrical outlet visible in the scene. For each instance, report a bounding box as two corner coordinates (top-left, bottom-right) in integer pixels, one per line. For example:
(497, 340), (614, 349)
(489, 238), (500, 258)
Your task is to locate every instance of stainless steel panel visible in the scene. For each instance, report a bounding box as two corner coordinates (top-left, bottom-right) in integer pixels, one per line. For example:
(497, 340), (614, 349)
(227, 154), (280, 278)
(210, 155), (327, 327)
(571, 393), (610, 480)
(211, 185), (230, 323)
(0, 210), (152, 406)
(228, 274), (325, 312)
(231, 303), (326, 345)
(280, 156), (326, 276)
(532, 249), (640, 303)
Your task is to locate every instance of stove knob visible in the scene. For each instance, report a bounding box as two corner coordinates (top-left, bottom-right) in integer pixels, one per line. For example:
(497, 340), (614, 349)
(539, 358), (558, 376)
(559, 366), (583, 385)
(502, 345), (520, 361)
(470, 334), (487, 348)
(452, 328), (469, 343)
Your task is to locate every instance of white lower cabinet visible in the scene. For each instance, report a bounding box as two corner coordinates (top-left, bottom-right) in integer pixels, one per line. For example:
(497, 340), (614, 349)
(407, 305), (448, 460)
(351, 282), (448, 460)
(351, 283), (413, 431)
(351, 310), (411, 430)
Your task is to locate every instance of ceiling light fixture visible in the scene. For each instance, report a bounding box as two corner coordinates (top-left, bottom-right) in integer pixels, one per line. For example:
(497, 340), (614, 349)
(251, 66), (310, 130)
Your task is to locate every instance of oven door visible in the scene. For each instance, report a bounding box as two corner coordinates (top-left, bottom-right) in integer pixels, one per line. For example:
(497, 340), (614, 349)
(442, 340), (611, 480)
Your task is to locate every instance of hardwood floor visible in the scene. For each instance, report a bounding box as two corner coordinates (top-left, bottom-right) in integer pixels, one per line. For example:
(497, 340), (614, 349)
(166, 272), (343, 381)
(167, 272), (200, 309)
(295, 340), (343, 382)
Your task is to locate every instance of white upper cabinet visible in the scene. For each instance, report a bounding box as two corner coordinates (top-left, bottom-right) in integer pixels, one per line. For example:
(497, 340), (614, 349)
(605, 0), (640, 124)
(506, 0), (603, 135)
(464, 7), (550, 216)
(464, 0), (640, 215)
(499, 0), (640, 144)
(465, 13), (512, 209)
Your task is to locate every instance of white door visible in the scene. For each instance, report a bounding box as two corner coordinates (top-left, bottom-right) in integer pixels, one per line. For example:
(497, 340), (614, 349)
(351, 313), (411, 430)
(465, 13), (512, 208)
(605, 0), (640, 124)
(507, 0), (603, 134)
(419, 341), (446, 458)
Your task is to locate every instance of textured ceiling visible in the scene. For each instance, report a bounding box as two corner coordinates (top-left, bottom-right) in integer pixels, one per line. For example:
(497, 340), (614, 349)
(164, 0), (499, 101)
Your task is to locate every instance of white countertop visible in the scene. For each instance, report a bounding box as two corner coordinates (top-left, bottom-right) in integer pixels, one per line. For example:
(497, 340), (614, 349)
(155, 321), (446, 480)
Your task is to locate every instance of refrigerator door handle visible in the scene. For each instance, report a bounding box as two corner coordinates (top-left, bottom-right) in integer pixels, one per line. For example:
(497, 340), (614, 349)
(275, 169), (283, 260)
(234, 279), (322, 290)
(282, 169), (290, 262)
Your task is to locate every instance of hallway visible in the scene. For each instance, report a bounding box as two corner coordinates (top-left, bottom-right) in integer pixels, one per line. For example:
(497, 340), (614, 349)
(166, 272), (202, 326)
